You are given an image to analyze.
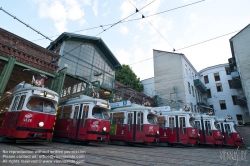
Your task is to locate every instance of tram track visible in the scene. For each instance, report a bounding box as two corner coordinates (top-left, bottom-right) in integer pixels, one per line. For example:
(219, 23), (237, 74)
(3, 142), (246, 166)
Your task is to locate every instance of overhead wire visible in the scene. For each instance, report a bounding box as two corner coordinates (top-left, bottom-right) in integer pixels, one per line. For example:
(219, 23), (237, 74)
(128, 0), (174, 50)
(129, 30), (239, 66)
(95, 0), (157, 37)
(29, 0), (205, 42)
(0, 7), (53, 41)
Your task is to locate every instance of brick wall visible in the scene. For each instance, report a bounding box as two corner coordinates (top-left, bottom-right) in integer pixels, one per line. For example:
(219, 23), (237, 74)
(235, 126), (250, 147)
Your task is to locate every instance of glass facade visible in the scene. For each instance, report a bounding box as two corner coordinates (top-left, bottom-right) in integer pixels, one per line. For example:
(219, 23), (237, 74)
(59, 41), (115, 91)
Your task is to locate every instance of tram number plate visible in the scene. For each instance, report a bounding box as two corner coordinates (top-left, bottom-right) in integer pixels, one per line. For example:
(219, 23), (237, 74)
(34, 133), (42, 138)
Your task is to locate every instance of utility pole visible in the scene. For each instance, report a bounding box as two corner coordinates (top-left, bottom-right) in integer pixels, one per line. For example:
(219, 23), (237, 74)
(173, 86), (179, 110)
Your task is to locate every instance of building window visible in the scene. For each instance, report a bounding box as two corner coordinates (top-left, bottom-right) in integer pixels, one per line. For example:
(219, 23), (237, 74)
(191, 86), (194, 97)
(190, 102), (193, 112)
(216, 83), (223, 92)
(236, 115), (243, 125)
(188, 82), (191, 94)
(195, 90), (198, 101)
(214, 73), (220, 81)
(219, 100), (227, 110)
(189, 69), (191, 78)
(232, 95), (238, 105)
(185, 64), (188, 75)
(228, 80), (233, 89)
(225, 67), (231, 75)
(194, 105), (196, 113)
(204, 75), (209, 84)
(207, 89), (212, 98)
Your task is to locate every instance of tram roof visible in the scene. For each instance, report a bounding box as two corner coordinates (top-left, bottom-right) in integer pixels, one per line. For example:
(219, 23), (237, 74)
(215, 118), (235, 123)
(60, 95), (109, 105)
(111, 104), (155, 112)
(158, 111), (193, 116)
(1, 83), (58, 100)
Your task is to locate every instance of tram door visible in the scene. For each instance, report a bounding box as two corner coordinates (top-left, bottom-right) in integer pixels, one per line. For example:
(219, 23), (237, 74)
(136, 111), (144, 142)
(178, 116), (188, 143)
(221, 123), (234, 145)
(126, 112), (135, 142)
(8, 95), (22, 137)
(76, 105), (89, 140)
(168, 116), (177, 143)
(69, 104), (80, 139)
(203, 120), (213, 144)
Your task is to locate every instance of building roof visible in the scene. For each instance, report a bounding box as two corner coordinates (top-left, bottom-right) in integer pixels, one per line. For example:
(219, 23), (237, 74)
(230, 24), (250, 57)
(46, 32), (122, 70)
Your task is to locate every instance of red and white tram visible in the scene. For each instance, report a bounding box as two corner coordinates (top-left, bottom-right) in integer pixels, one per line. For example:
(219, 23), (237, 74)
(193, 115), (223, 146)
(53, 95), (110, 144)
(155, 106), (199, 146)
(215, 118), (243, 147)
(0, 81), (59, 142)
(109, 101), (159, 145)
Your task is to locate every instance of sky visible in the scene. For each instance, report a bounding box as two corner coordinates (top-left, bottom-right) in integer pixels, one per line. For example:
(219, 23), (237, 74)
(1, 0), (250, 81)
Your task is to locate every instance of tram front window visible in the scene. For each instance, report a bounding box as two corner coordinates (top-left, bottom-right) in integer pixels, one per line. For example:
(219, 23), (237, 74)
(92, 107), (110, 120)
(26, 97), (56, 114)
(147, 114), (157, 124)
(214, 121), (220, 130)
(189, 118), (195, 127)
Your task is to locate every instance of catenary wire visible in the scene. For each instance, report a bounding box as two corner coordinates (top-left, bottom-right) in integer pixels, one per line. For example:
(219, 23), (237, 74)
(0, 7), (53, 41)
(129, 30), (240, 65)
(95, 0), (157, 37)
(128, 0), (174, 49)
(29, 0), (205, 42)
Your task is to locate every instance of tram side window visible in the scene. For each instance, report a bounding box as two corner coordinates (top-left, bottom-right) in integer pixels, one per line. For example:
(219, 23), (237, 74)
(195, 121), (200, 130)
(82, 105), (89, 127)
(147, 114), (156, 124)
(112, 113), (124, 124)
(17, 95), (26, 110)
(189, 117), (195, 127)
(137, 112), (143, 131)
(57, 106), (63, 119)
(127, 113), (133, 131)
(157, 116), (166, 127)
(11, 96), (20, 111)
(224, 124), (231, 138)
(62, 105), (72, 119)
(179, 117), (186, 134)
(72, 106), (79, 127)
(169, 117), (175, 134)
(214, 122), (220, 130)
(205, 121), (212, 136)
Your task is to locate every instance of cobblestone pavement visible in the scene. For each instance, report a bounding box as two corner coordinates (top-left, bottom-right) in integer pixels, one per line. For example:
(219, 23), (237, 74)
(0, 142), (249, 166)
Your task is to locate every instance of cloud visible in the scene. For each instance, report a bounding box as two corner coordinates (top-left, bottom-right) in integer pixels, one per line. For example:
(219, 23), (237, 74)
(115, 49), (132, 64)
(92, 0), (98, 16)
(119, 26), (129, 35)
(189, 13), (197, 20)
(120, 0), (136, 19)
(82, 0), (91, 5)
(36, 0), (86, 33)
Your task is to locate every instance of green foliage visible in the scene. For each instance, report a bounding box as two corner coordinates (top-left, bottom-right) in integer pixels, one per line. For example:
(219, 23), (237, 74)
(115, 64), (144, 92)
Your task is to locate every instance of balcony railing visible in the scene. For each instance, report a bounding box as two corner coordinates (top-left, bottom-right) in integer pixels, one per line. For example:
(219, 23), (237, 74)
(236, 93), (247, 106)
(197, 98), (209, 106)
(194, 79), (207, 93)
(231, 71), (242, 88)
(228, 57), (236, 71)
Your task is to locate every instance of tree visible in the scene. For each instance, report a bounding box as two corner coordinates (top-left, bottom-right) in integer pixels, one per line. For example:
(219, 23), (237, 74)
(115, 64), (144, 92)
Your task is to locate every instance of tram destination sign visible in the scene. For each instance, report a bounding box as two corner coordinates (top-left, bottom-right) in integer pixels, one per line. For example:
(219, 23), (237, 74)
(110, 100), (131, 108)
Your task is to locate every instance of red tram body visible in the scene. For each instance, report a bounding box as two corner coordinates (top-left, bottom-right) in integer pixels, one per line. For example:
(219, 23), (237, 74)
(155, 106), (198, 146)
(216, 118), (243, 147)
(53, 95), (110, 144)
(0, 82), (59, 142)
(109, 101), (159, 145)
(194, 115), (223, 146)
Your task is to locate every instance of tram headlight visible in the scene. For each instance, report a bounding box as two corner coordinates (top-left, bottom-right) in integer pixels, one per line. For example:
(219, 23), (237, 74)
(38, 122), (44, 127)
(198, 133), (200, 137)
(222, 135), (224, 138)
(103, 127), (107, 132)
(156, 131), (159, 135)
